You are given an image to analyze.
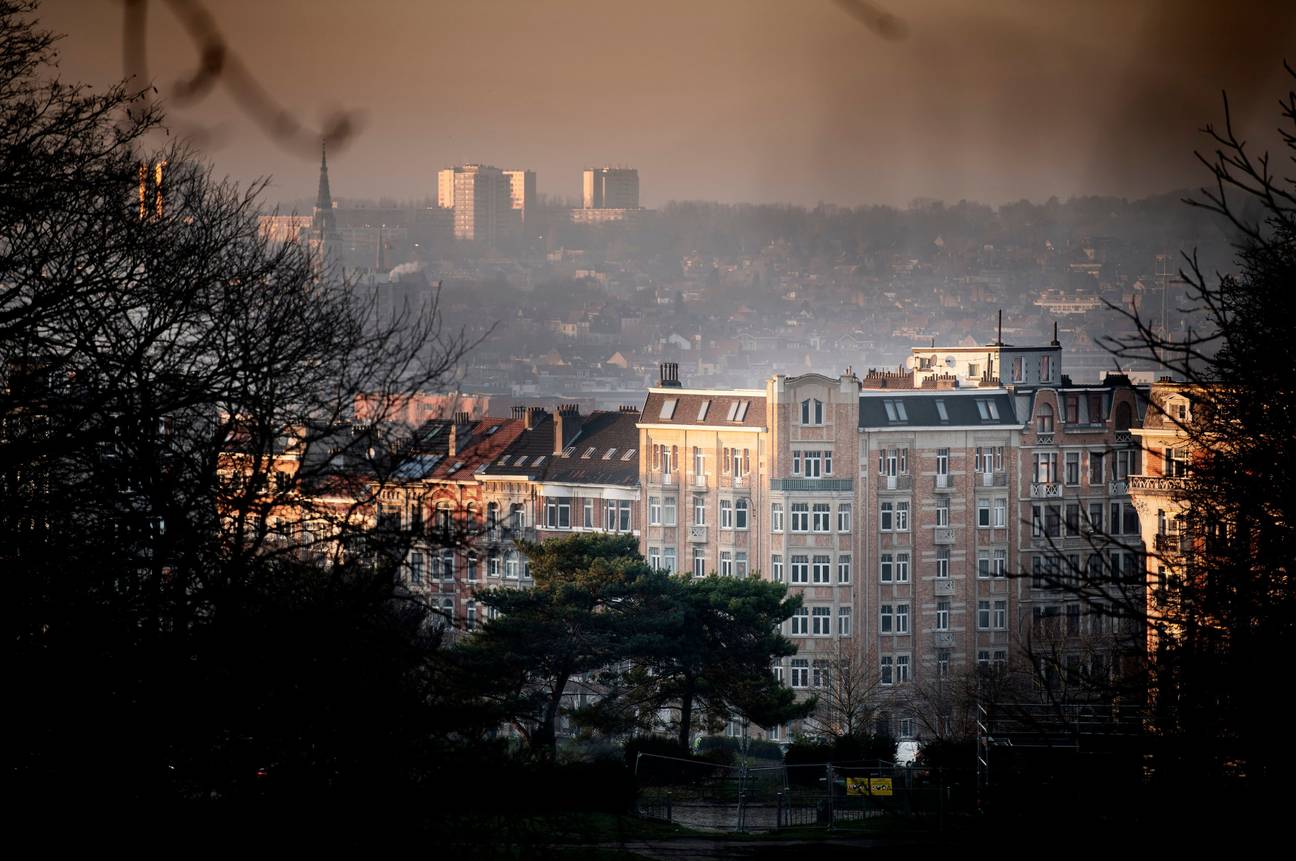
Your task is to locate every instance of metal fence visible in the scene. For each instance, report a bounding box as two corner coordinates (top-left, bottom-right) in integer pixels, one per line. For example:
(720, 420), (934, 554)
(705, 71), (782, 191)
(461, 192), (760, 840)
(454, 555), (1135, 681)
(634, 753), (972, 833)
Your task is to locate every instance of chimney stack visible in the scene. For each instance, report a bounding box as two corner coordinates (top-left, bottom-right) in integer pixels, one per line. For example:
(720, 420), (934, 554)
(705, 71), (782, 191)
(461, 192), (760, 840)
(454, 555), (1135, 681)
(511, 405), (525, 420)
(525, 406), (544, 431)
(658, 362), (682, 387)
(1051, 321), (1060, 346)
(454, 411), (470, 427)
(553, 403), (580, 454)
(448, 422), (458, 457)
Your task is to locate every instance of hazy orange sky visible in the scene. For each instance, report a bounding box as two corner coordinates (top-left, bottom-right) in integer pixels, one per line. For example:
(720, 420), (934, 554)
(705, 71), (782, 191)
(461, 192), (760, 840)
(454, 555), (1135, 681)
(40, 0), (1296, 208)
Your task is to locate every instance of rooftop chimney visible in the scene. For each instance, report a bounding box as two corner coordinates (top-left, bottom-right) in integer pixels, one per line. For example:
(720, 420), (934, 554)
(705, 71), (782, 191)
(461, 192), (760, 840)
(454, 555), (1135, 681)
(454, 411), (470, 427)
(511, 405), (525, 420)
(525, 406), (545, 431)
(553, 404), (580, 454)
(658, 361), (682, 387)
(1051, 321), (1060, 346)
(448, 422), (458, 457)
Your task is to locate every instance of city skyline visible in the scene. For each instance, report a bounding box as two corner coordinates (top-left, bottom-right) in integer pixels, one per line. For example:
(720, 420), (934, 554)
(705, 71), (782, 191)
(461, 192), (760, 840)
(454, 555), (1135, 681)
(39, 0), (1296, 209)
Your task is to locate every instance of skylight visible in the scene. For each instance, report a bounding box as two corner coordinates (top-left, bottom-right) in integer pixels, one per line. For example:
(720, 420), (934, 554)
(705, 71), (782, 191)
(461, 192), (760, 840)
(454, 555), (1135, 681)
(621, 449), (636, 461)
(935, 400), (949, 422)
(660, 398), (677, 419)
(697, 400), (710, 421)
(582, 447), (596, 459)
(602, 448), (617, 460)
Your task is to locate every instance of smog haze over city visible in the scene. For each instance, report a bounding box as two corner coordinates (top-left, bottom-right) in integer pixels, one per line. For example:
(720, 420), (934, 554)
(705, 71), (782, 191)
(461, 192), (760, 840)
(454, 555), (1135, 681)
(11, 0), (1296, 848)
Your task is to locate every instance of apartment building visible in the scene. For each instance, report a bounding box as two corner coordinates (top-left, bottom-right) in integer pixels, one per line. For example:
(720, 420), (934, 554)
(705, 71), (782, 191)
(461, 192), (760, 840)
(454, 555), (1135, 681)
(1016, 369), (1145, 694)
(638, 362), (768, 580)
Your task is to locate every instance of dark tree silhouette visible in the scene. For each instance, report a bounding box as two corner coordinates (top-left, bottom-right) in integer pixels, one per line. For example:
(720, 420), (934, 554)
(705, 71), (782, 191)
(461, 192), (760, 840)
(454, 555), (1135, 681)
(1100, 65), (1296, 787)
(2, 0), (472, 809)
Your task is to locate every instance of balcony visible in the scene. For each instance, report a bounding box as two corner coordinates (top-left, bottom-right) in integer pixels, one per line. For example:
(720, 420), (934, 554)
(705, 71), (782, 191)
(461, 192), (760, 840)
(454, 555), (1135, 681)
(934, 473), (952, 491)
(1155, 532), (1187, 554)
(688, 525), (708, 543)
(1030, 482), (1062, 498)
(693, 473), (708, 488)
(981, 471), (1008, 487)
(730, 474), (747, 489)
(1130, 474), (1187, 493)
(1064, 421), (1107, 433)
(934, 579), (956, 596)
(769, 478), (854, 493)
(1035, 432), (1055, 445)
(1108, 479), (1128, 496)
(884, 474), (912, 491)
(1114, 430), (1133, 444)
(934, 632), (955, 647)
(648, 472), (675, 487)
(934, 527), (955, 544)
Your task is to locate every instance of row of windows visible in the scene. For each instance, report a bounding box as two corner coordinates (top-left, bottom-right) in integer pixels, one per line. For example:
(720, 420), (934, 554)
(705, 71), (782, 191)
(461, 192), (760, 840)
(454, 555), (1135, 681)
(650, 547), (755, 578)
(1031, 502), (1139, 537)
(1033, 449), (1139, 484)
(789, 606), (852, 637)
(771, 502), (850, 533)
(544, 498), (633, 532)
(406, 549), (528, 583)
(771, 553), (853, 584)
(1031, 551), (1142, 588)
(653, 444), (752, 475)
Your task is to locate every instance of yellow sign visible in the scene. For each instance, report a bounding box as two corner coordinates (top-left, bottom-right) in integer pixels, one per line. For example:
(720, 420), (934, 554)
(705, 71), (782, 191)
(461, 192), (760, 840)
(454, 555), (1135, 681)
(846, 777), (893, 796)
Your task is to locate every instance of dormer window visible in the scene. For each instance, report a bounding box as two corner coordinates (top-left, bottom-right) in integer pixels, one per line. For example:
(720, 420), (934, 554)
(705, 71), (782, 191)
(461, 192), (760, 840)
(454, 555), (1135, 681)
(800, 398), (824, 426)
(976, 399), (1000, 421)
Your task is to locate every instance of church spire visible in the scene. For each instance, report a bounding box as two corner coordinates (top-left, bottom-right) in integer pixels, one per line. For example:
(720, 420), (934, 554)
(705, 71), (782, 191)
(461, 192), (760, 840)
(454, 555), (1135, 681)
(313, 138), (334, 219)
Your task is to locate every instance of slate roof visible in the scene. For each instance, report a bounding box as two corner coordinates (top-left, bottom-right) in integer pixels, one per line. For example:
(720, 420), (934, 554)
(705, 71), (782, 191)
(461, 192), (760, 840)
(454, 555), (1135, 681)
(543, 411), (640, 487)
(394, 417), (525, 482)
(858, 390), (1020, 429)
(477, 413), (557, 480)
(640, 390), (766, 429)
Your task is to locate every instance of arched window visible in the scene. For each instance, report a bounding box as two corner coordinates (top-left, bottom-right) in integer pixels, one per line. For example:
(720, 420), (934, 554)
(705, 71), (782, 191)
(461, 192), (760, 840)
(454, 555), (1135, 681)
(1037, 403), (1054, 433)
(800, 398), (824, 425)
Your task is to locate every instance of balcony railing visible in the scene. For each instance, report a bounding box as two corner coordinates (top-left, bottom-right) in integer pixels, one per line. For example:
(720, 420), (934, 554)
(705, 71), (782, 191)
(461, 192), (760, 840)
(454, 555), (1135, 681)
(981, 471), (1008, 487)
(1114, 430), (1133, 444)
(1108, 479), (1128, 496)
(1155, 533), (1188, 554)
(688, 525), (708, 543)
(730, 474), (747, 489)
(769, 478), (854, 492)
(934, 473), (952, 490)
(648, 472), (675, 487)
(1030, 482), (1062, 498)
(1129, 474), (1187, 493)
(1064, 421), (1107, 433)
(934, 632), (955, 647)
(693, 473), (708, 488)
(934, 527), (955, 544)
(884, 474), (912, 491)
(1035, 432), (1055, 445)
(934, 579), (956, 596)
